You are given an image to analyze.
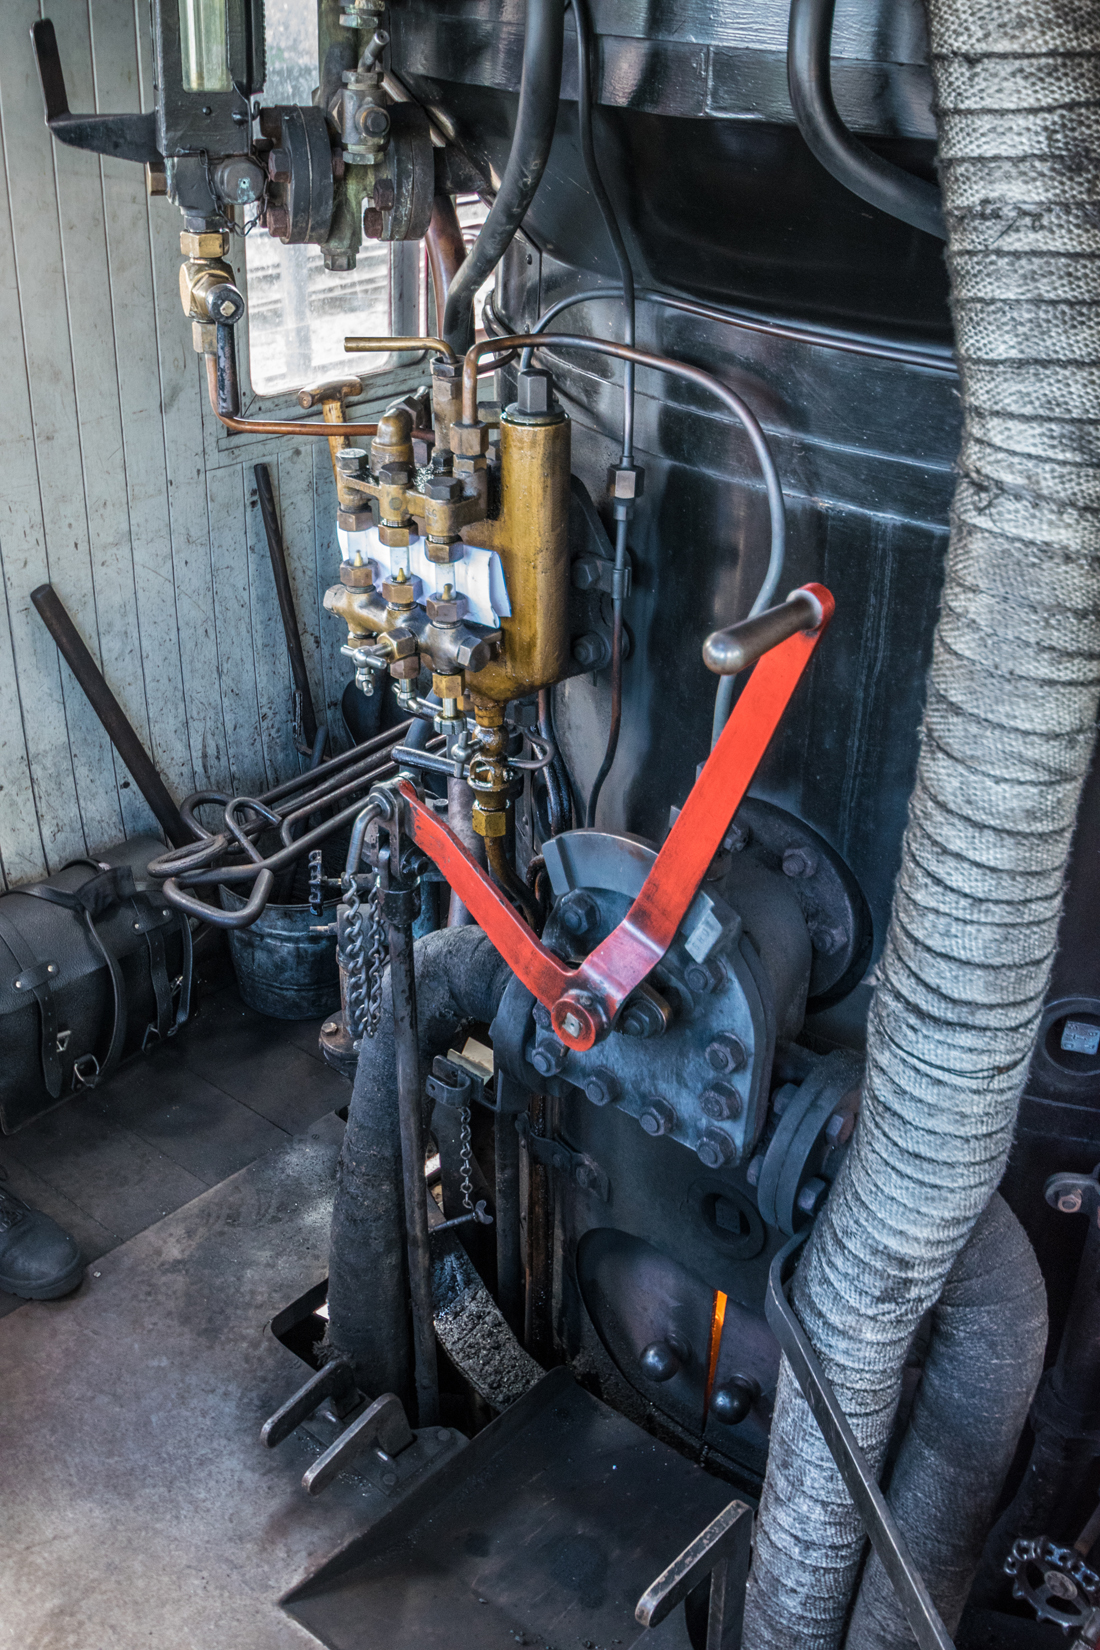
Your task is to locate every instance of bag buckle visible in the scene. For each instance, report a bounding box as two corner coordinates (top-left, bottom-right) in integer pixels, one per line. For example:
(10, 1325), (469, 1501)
(71, 1053), (101, 1090)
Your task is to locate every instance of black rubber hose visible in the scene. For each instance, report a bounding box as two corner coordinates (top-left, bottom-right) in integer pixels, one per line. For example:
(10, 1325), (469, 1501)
(786, 0), (945, 240)
(324, 926), (513, 1401)
(441, 0), (565, 354)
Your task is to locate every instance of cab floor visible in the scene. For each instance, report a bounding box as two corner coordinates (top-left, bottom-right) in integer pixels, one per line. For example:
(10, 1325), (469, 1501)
(0, 957), (349, 1316)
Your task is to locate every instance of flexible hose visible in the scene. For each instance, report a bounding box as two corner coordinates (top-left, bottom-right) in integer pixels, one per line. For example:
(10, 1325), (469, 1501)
(743, 3), (1100, 1643)
(786, 0), (945, 239)
(442, 0), (565, 354)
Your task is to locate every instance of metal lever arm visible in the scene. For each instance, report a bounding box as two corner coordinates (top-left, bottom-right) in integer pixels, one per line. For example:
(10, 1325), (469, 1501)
(400, 582), (834, 1052)
(32, 20), (162, 164)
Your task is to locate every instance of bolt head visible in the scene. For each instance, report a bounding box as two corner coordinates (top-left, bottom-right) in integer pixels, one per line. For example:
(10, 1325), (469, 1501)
(684, 958), (725, 995)
(639, 1098), (676, 1137)
(705, 1032), (747, 1074)
(530, 1036), (565, 1077)
(378, 459), (410, 485)
(363, 207), (385, 239)
(825, 1111), (852, 1147)
(584, 1069), (619, 1107)
(782, 845), (819, 879)
(514, 369), (553, 416)
(559, 890), (599, 937)
(362, 106), (390, 136)
(809, 921), (846, 956)
(381, 575), (417, 605)
(572, 632), (610, 671)
(322, 1021), (338, 1035)
(700, 1082), (742, 1122)
(797, 1176), (828, 1217)
(425, 475), (465, 502)
(425, 590), (468, 624)
(697, 1130), (736, 1169)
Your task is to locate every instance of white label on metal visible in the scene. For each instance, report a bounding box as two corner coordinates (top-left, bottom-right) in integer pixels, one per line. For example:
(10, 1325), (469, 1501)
(336, 525), (511, 626)
(1062, 1020), (1100, 1056)
(684, 894), (723, 962)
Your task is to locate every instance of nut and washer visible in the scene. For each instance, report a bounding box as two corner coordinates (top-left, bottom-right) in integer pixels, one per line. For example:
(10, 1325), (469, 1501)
(638, 1098), (677, 1137)
(705, 1032), (747, 1074)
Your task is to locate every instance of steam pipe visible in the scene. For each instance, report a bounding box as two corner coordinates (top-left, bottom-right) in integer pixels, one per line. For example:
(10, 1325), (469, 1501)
(442, 0), (566, 353)
(425, 193), (469, 329)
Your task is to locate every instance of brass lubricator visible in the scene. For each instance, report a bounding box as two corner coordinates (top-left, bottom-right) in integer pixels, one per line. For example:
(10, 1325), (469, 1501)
(322, 351), (572, 914)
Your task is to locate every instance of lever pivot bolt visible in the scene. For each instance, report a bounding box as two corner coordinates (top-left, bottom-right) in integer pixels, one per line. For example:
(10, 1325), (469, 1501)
(705, 1032), (747, 1074)
(796, 1176), (829, 1217)
(559, 890), (600, 937)
(639, 1097), (676, 1137)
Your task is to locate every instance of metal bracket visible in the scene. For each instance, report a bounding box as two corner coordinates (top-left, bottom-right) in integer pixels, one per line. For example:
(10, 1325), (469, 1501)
(764, 1233), (955, 1650)
(635, 1498), (753, 1650)
(260, 1358), (362, 1450)
(516, 1115), (610, 1202)
(302, 1392), (415, 1497)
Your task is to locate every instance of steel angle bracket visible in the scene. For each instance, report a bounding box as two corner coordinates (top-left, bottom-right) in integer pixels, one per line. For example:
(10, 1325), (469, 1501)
(765, 1233), (955, 1650)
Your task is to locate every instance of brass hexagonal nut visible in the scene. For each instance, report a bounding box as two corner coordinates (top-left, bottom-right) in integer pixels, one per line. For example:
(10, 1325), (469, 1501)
(389, 655), (421, 679)
(378, 523), (412, 549)
(454, 454), (488, 476)
(432, 672), (464, 699)
(472, 802), (508, 838)
(381, 575), (418, 605)
(180, 229), (229, 259)
(426, 591), (468, 624)
(339, 561), (375, 588)
(337, 509), (375, 532)
(450, 420), (491, 457)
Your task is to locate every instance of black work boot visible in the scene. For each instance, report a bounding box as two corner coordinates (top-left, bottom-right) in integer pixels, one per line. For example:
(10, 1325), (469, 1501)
(0, 1184), (84, 1299)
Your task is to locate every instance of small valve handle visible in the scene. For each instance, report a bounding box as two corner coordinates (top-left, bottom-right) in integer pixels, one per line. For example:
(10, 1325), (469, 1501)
(703, 587), (825, 676)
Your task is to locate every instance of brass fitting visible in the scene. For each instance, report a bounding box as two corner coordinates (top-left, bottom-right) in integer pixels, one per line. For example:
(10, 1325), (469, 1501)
(433, 671), (463, 699)
(461, 405), (571, 703)
(472, 803), (508, 838)
(378, 522), (412, 548)
(450, 420), (491, 458)
(371, 405), (415, 472)
(339, 560), (375, 589)
(180, 230), (229, 259)
(299, 376), (364, 502)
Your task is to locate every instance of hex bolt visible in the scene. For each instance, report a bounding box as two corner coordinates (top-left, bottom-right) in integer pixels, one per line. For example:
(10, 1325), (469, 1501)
(559, 889), (600, 937)
(639, 1098), (677, 1137)
(723, 822), (750, 853)
(796, 1176), (829, 1217)
(809, 921), (846, 956)
(745, 1154), (765, 1186)
(705, 1032), (747, 1074)
(425, 474), (465, 503)
(697, 1130), (736, 1170)
(572, 632), (611, 671)
(515, 368), (553, 416)
(621, 994), (667, 1039)
(684, 958), (725, 995)
(782, 845), (819, 879)
(529, 1037), (565, 1078)
(825, 1111), (852, 1147)
(361, 106), (390, 136)
(584, 1068), (619, 1107)
(700, 1082), (742, 1122)
(533, 1003), (551, 1030)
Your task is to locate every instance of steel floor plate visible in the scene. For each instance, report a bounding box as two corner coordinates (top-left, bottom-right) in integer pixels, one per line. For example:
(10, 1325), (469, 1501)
(0, 1114), (387, 1650)
(285, 1364), (736, 1650)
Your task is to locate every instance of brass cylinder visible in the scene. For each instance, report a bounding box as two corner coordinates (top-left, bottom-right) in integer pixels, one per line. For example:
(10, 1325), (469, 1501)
(464, 408), (571, 703)
(371, 406), (415, 473)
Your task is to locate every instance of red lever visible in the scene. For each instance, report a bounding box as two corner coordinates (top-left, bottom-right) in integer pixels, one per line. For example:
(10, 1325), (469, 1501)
(400, 583), (834, 1051)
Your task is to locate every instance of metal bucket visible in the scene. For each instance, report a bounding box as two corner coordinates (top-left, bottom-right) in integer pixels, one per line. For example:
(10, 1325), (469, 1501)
(220, 889), (341, 1020)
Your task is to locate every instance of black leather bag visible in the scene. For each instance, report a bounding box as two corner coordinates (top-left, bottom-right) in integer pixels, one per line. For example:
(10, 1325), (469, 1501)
(0, 837), (192, 1134)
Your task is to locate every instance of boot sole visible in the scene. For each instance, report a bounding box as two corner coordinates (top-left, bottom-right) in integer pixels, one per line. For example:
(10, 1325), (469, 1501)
(0, 1258), (85, 1300)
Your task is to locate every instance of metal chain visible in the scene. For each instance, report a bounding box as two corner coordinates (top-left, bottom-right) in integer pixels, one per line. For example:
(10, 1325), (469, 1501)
(458, 1102), (474, 1212)
(364, 876), (386, 1038)
(341, 872), (369, 1043)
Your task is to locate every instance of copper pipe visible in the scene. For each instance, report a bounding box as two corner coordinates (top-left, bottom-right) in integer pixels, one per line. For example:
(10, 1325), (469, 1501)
(345, 333), (457, 361)
(485, 835), (541, 929)
(425, 194), (467, 331)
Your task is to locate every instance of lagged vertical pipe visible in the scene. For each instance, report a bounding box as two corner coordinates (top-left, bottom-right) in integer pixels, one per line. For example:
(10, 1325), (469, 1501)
(743, 4), (1100, 1645)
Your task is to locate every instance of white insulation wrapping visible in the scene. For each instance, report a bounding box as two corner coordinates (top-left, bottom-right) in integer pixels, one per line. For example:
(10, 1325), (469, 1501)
(742, 4), (1100, 1646)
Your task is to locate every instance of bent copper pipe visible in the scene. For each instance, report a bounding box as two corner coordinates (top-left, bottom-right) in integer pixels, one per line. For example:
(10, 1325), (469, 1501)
(202, 344), (424, 439)
(344, 333), (457, 361)
(425, 194), (467, 330)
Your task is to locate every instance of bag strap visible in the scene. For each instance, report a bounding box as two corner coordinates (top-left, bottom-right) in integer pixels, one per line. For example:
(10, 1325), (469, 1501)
(19, 878), (128, 1089)
(0, 907), (63, 1099)
(129, 894), (192, 1046)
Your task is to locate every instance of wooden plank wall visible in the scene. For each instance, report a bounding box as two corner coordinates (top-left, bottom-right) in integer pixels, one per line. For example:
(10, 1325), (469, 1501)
(0, 0), (414, 889)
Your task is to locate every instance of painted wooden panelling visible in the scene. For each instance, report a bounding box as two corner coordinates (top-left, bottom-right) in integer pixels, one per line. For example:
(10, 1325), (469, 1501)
(0, 0), (416, 888)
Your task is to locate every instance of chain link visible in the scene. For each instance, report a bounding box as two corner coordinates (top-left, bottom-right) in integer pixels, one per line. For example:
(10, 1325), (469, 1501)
(365, 877), (386, 1037)
(341, 872), (369, 1043)
(458, 1102), (474, 1212)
